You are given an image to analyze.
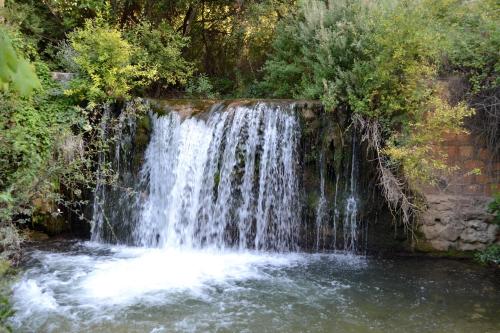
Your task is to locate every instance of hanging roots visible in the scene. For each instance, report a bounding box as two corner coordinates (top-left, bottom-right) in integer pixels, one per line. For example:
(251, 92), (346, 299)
(353, 114), (417, 234)
(469, 87), (500, 161)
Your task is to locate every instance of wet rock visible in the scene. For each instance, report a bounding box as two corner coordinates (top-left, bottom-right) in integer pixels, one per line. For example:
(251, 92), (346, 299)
(430, 239), (455, 251)
(28, 231), (50, 241)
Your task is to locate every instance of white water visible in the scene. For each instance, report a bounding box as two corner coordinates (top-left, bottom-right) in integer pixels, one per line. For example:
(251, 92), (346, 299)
(94, 103), (301, 251)
(11, 242), (500, 333)
(10, 242), (362, 332)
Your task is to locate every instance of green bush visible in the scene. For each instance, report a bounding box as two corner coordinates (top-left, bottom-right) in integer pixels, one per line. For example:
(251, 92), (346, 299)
(435, 0), (500, 93)
(475, 244), (500, 265)
(0, 259), (14, 332)
(125, 21), (193, 88)
(186, 74), (218, 99)
(0, 29), (93, 250)
(65, 16), (156, 105)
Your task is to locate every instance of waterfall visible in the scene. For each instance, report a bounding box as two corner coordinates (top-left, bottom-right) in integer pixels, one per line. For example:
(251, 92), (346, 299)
(92, 102), (302, 251)
(342, 134), (359, 252)
(91, 100), (369, 253)
(90, 106), (110, 243)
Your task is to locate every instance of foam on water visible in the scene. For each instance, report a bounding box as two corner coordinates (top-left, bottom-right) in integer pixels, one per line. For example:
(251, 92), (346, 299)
(10, 242), (331, 331)
(10, 242), (500, 333)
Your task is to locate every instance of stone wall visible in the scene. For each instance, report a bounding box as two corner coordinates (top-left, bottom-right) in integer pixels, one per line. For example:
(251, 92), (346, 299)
(418, 133), (499, 252)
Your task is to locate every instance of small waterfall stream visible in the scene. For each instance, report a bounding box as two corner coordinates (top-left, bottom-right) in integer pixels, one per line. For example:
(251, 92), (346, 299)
(314, 152), (327, 251)
(343, 133), (359, 252)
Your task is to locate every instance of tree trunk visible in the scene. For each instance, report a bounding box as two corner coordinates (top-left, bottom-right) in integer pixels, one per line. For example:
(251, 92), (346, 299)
(181, 4), (198, 36)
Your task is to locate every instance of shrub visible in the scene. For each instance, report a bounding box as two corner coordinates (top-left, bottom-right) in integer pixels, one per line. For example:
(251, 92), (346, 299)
(262, 0), (473, 185)
(186, 74), (218, 99)
(260, 0), (484, 229)
(125, 21), (193, 88)
(475, 244), (500, 265)
(65, 16), (156, 105)
(0, 56), (92, 249)
(0, 259), (14, 332)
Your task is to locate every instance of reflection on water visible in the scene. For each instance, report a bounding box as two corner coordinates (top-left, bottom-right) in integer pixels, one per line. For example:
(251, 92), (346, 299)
(10, 241), (500, 333)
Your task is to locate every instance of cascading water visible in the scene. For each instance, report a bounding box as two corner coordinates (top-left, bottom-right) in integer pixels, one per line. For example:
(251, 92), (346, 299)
(92, 102), (301, 251)
(342, 133), (359, 252)
(315, 152), (327, 251)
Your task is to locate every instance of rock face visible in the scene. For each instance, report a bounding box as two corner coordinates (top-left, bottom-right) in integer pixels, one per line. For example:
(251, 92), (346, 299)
(420, 194), (498, 251)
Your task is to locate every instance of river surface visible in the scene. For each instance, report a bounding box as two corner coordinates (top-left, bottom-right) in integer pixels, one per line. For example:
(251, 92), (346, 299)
(10, 241), (500, 333)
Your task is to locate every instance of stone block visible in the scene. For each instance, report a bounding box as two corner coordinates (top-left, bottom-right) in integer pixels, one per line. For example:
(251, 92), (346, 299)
(460, 224), (497, 244)
(467, 220), (488, 231)
(493, 183), (500, 192)
(421, 224), (442, 240)
(466, 184), (483, 195)
(464, 159), (485, 170)
(457, 241), (486, 251)
(475, 174), (490, 185)
(459, 145), (474, 159)
(420, 194), (498, 252)
(478, 148), (490, 160)
(441, 224), (463, 242)
(446, 146), (459, 160)
(430, 239), (454, 251)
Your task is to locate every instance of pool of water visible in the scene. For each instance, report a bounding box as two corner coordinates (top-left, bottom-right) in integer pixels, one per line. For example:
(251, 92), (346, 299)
(10, 241), (500, 332)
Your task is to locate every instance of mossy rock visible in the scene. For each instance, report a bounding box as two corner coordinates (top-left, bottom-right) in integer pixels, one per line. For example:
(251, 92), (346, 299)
(33, 213), (70, 236)
(27, 230), (50, 241)
(414, 239), (475, 259)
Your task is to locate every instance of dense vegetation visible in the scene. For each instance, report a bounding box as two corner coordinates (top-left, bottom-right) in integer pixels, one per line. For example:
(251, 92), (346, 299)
(0, 0), (498, 263)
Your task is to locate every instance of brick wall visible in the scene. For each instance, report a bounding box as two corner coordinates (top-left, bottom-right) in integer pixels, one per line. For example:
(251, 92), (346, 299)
(418, 132), (499, 252)
(428, 133), (499, 196)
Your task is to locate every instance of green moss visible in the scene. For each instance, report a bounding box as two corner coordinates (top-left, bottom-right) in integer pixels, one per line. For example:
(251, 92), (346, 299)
(214, 171), (221, 188)
(305, 192), (320, 211)
(44, 216), (69, 236)
(32, 208), (69, 236)
(414, 240), (476, 259)
(132, 115), (152, 171)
